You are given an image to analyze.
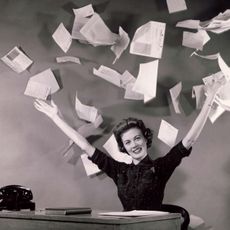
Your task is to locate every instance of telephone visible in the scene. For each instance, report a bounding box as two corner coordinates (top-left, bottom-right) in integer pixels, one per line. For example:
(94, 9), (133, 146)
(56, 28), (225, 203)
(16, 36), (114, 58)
(0, 185), (35, 211)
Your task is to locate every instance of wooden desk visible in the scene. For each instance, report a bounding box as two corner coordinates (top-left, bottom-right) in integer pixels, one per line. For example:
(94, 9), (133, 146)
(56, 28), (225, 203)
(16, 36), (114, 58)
(0, 210), (181, 230)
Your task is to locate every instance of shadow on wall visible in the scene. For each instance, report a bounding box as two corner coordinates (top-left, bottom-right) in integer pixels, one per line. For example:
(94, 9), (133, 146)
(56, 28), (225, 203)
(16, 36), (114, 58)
(164, 169), (189, 203)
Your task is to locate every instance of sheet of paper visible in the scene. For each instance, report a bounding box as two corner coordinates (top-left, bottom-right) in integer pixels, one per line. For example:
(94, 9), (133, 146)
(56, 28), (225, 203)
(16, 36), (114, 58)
(63, 145), (79, 165)
(71, 15), (90, 41)
(52, 23), (72, 53)
(73, 4), (94, 17)
(215, 81), (230, 101)
(24, 80), (51, 100)
(120, 70), (136, 89)
(80, 13), (118, 46)
(182, 30), (210, 50)
(80, 153), (101, 176)
(99, 210), (169, 217)
(103, 134), (132, 164)
(130, 21), (166, 58)
(93, 65), (121, 87)
(192, 85), (205, 109)
(158, 120), (178, 147)
(192, 52), (230, 81)
(176, 19), (201, 29)
(215, 98), (230, 111)
(191, 52), (219, 60)
(62, 140), (74, 157)
(217, 55), (230, 81)
(1, 46), (33, 73)
(71, 4), (94, 41)
(124, 82), (144, 100)
(209, 103), (225, 123)
(77, 115), (103, 138)
(166, 0), (187, 14)
(177, 10), (230, 34)
(56, 56), (81, 64)
(111, 26), (130, 64)
(169, 82), (182, 114)
(132, 60), (159, 103)
(75, 93), (98, 123)
(29, 68), (60, 94)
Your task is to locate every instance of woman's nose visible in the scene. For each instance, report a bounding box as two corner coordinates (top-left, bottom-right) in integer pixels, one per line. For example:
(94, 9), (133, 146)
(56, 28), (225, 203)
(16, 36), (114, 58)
(130, 141), (137, 148)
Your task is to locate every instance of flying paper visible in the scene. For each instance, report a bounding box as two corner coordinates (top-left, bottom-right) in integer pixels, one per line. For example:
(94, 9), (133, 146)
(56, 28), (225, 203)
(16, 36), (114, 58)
(192, 52), (230, 81)
(120, 70), (136, 89)
(111, 27), (130, 64)
(103, 134), (132, 164)
(73, 4), (94, 17)
(81, 153), (101, 176)
(130, 21), (166, 58)
(176, 9), (230, 34)
(209, 103), (225, 123)
(93, 65), (121, 87)
(24, 81), (51, 100)
(25, 68), (60, 97)
(75, 92), (98, 123)
(71, 4), (94, 41)
(158, 120), (178, 147)
(77, 114), (103, 138)
(182, 30), (210, 50)
(132, 60), (159, 103)
(169, 82), (182, 114)
(52, 23), (72, 53)
(1, 46), (33, 73)
(192, 85), (205, 109)
(56, 56), (81, 64)
(80, 13), (118, 46)
(166, 0), (187, 14)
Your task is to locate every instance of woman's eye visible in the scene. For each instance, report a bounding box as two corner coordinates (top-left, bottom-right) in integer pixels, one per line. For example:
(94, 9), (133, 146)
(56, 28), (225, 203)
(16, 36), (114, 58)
(124, 141), (130, 145)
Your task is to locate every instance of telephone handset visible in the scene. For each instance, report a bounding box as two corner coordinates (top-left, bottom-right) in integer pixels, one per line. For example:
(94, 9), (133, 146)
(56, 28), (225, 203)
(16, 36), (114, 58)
(0, 185), (35, 211)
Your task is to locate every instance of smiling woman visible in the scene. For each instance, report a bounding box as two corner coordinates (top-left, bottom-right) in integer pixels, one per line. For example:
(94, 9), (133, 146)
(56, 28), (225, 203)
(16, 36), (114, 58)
(33, 76), (225, 229)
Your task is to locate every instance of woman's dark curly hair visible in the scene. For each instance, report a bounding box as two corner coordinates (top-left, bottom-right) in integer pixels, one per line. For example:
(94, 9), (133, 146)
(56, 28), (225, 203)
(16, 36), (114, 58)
(113, 117), (153, 153)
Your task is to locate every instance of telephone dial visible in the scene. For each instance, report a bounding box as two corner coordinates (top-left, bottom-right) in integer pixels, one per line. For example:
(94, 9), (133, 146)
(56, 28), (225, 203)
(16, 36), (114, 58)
(0, 185), (35, 211)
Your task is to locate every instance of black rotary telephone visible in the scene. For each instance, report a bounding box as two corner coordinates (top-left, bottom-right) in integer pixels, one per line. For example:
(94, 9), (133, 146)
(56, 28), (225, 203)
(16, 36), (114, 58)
(0, 185), (35, 211)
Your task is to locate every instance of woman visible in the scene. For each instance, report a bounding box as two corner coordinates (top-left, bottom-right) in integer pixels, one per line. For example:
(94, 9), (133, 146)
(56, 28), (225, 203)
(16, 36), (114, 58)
(34, 77), (225, 212)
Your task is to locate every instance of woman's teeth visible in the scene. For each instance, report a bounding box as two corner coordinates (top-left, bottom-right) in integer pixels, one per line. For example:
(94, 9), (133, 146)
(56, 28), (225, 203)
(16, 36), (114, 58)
(132, 147), (141, 153)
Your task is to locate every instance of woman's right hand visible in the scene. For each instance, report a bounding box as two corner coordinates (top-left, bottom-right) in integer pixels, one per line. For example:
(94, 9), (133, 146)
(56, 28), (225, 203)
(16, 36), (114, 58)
(34, 99), (59, 120)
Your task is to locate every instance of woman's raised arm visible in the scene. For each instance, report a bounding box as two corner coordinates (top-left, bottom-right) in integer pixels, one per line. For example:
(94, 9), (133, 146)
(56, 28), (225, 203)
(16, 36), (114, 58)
(182, 77), (226, 149)
(34, 99), (95, 157)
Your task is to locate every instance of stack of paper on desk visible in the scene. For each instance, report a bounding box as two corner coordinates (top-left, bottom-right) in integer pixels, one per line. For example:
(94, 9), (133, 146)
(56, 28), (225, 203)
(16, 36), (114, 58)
(99, 210), (169, 217)
(45, 207), (92, 215)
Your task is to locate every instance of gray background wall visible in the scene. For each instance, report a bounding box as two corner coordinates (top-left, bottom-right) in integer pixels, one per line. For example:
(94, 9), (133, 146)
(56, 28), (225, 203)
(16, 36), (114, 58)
(0, 0), (229, 229)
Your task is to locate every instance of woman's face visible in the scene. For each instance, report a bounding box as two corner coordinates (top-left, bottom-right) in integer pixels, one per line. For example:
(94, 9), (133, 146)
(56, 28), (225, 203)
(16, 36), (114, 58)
(121, 127), (147, 162)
